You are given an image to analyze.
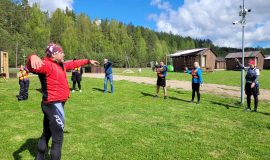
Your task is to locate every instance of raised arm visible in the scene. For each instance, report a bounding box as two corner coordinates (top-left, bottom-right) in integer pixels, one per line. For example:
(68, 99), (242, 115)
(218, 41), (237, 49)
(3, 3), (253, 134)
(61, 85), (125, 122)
(184, 67), (192, 74)
(27, 55), (50, 74)
(235, 58), (248, 70)
(64, 59), (100, 71)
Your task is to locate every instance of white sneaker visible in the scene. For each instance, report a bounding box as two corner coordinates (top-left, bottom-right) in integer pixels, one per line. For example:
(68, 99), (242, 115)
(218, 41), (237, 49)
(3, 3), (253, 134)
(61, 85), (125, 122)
(79, 90), (82, 93)
(72, 90), (75, 93)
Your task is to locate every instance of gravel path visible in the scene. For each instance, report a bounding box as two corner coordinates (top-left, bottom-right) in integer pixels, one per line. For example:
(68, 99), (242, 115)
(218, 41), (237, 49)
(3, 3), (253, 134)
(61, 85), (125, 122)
(83, 73), (270, 101)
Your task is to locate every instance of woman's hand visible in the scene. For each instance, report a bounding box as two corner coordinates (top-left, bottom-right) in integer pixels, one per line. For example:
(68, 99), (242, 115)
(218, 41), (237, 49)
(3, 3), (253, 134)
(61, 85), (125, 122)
(251, 82), (255, 88)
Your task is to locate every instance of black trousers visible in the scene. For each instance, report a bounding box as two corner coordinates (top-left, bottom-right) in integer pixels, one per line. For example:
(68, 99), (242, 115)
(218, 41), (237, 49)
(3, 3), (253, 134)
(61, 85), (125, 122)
(72, 81), (81, 90)
(245, 83), (259, 110)
(36, 102), (65, 160)
(192, 83), (200, 102)
(18, 80), (29, 99)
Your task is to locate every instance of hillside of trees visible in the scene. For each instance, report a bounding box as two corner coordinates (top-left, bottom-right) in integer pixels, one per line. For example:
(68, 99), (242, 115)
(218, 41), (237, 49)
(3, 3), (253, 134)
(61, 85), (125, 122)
(1, 0), (269, 67)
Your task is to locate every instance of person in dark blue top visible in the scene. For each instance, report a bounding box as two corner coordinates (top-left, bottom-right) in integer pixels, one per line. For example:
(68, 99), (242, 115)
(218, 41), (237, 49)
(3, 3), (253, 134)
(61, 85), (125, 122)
(235, 58), (260, 112)
(185, 62), (203, 104)
(154, 61), (168, 99)
(104, 58), (114, 93)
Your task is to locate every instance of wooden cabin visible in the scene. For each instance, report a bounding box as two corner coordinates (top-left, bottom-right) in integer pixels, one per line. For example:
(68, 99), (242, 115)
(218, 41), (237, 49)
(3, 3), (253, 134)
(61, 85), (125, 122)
(215, 57), (226, 69)
(225, 51), (265, 70)
(0, 51), (9, 78)
(264, 55), (270, 69)
(170, 48), (216, 72)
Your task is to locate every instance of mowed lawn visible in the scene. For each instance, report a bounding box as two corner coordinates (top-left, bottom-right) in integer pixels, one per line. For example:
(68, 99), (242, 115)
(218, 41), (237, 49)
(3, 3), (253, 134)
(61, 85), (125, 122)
(0, 77), (270, 160)
(113, 68), (270, 90)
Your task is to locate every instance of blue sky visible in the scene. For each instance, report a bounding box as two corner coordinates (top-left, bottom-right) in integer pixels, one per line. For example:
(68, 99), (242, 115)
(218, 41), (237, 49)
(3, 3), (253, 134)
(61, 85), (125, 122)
(29, 0), (270, 48)
(73, 0), (184, 29)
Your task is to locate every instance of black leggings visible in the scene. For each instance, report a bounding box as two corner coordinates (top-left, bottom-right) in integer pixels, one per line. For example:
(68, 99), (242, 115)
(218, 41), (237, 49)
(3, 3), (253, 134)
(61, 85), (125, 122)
(36, 102), (65, 160)
(192, 83), (200, 102)
(245, 83), (259, 110)
(73, 81), (81, 90)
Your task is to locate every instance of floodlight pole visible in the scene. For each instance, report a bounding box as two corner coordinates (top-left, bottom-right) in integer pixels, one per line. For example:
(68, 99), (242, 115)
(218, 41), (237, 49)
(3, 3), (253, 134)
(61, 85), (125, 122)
(240, 0), (245, 105)
(233, 0), (250, 105)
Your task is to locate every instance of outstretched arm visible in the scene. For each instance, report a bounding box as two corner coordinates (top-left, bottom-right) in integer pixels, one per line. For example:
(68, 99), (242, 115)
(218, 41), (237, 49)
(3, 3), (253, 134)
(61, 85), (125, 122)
(27, 55), (49, 74)
(184, 67), (191, 74)
(235, 58), (247, 70)
(64, 59), (99, 71)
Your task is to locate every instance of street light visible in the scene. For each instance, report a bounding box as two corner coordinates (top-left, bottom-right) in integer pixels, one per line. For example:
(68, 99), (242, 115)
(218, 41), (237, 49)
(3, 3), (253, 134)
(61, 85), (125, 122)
(233, 0), (251, 105)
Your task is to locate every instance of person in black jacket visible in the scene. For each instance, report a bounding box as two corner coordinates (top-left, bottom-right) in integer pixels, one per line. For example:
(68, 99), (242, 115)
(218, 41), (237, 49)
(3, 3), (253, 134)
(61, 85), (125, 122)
(71, 58), (83, 92)
(235, 58), (260, 112)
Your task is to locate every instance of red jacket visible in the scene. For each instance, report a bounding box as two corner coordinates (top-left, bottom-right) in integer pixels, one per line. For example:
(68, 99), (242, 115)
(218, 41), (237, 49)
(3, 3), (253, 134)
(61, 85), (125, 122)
(27, 55), (90, 104)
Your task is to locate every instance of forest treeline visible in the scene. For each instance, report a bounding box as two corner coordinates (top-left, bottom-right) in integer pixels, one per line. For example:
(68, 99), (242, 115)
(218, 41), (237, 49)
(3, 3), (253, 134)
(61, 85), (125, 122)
(1, 0), (269, 67)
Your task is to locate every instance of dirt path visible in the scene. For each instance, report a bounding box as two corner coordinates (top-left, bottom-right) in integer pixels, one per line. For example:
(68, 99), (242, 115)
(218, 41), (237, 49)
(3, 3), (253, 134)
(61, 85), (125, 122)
(83, 73), (270, 101)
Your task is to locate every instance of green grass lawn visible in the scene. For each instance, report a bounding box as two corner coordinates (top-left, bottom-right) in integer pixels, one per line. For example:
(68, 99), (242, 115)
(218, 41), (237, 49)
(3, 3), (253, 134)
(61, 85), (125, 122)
(113, 68), (270, 90)
(0, 77), (270, 160)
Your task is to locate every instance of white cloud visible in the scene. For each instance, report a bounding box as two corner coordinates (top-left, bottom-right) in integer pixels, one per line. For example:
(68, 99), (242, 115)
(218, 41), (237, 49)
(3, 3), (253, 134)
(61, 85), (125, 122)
(149, 0), (270, 48)
(28, 0), (73, 13)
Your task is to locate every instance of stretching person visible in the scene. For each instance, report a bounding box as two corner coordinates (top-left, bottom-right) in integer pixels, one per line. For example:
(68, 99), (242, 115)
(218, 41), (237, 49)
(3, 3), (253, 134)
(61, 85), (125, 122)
(17, 65), (30, 101)
(103, 58), (114, 93)
(185, 62), (203, 104)
(154, 61), (168, 99)
(71, 58), (83, 93)
(235, 58), (260, 112)
(27, 43), (99, 160)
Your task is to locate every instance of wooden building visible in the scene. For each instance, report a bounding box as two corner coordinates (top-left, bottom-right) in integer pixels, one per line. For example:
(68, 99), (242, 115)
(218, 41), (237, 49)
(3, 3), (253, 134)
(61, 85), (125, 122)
(170, 48), (216, 72)
(264, 55), (270, 69)
(0, 51), (9, 78)
(215, 57), (226, 69)
(225, 51), (265, 70)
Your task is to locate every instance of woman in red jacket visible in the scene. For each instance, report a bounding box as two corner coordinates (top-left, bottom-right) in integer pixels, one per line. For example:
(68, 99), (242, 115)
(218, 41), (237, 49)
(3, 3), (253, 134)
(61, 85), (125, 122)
(27, 43), (99, 160)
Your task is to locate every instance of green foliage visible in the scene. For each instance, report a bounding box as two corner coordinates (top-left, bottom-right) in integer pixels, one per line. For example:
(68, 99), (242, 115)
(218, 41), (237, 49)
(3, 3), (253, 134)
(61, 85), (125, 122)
(1, 77), (270, 159)
(0, 0), (269, 68)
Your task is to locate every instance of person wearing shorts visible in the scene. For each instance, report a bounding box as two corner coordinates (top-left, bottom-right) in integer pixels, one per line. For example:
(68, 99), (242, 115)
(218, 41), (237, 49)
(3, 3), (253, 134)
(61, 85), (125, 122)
(154, 61), (168, 99)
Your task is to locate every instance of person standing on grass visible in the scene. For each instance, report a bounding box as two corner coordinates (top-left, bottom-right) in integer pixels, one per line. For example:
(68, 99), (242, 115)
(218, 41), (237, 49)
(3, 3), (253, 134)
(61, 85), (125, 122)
(27, 43), (99, 160)
(104, 58), (114, 93)
(71, 58), (83, 93)
(17, 65), (30, 101)
(235, 58), (260, 112)
(154, 61), (168, 99)
(185, 62), (203, 104)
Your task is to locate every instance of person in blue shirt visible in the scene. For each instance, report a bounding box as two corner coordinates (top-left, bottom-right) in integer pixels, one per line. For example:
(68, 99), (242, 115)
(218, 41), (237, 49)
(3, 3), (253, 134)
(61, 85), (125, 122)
(154, 61), (168, 99)
(104, 58), (114, 93)
(185, 62), (203, 104)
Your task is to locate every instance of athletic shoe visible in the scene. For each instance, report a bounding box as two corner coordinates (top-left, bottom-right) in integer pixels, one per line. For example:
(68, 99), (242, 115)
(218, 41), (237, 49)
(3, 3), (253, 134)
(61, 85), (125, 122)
(79, 90), (82, 93)
(153, 95), (158, 98)
(245, 107), (251, 112)
(72, 90), (75, 93)
(196, 101), (200, 104)
(189, 100), (194, 103)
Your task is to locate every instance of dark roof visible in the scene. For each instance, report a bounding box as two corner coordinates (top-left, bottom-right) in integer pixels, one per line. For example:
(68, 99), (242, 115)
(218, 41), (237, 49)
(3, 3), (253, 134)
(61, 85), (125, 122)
(225, 51), (263, 59)
(216, 57), (225, 61)
(170, 48), (216, 57)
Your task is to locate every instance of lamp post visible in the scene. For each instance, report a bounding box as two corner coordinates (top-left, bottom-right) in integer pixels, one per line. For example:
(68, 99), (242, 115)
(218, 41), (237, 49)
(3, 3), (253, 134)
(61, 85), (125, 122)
(232, 0), (251, 105)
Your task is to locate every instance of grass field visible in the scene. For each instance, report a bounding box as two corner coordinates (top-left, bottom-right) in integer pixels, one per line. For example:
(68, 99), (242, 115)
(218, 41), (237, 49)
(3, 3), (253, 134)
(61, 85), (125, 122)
(0, 77), (270, 160)
(113, 68), (270, 90)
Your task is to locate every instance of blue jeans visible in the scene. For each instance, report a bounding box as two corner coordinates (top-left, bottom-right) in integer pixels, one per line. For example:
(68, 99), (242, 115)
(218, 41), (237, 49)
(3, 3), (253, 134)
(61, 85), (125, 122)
(104, 74), (114, 93)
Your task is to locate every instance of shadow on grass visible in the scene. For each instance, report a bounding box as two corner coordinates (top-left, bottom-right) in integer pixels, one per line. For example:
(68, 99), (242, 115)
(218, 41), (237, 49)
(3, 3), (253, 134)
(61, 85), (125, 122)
(92, 87), (104, 93)
(256, 111), (270, 116)
(141, 92), (155, 97)
(171, 89), (187, 95)
(169, 96), (191, 103)
(36, 88), (42, 93)
(12, 138), (43, 160)
(210, 101), (241, 109)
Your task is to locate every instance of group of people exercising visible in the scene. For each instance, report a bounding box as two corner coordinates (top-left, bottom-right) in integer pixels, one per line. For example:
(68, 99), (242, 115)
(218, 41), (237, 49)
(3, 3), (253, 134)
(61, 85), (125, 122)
(16, 43), (260, 160)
